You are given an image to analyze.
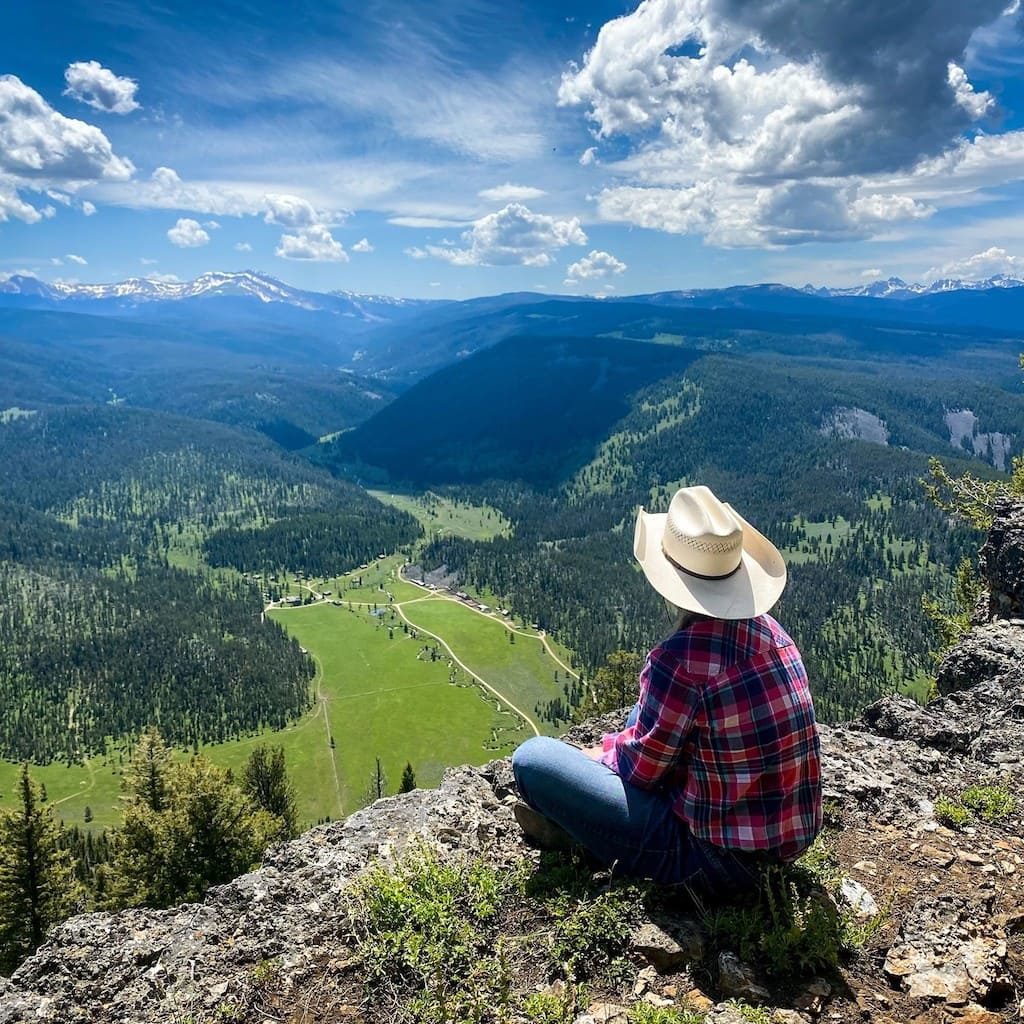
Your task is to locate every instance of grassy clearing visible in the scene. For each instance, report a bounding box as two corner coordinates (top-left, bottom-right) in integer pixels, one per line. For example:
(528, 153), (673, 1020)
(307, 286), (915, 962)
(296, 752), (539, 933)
(781, 515), (853, 565)
(370, 490), (511, 542)
(1, 583), (531, 828)
(268, 554), (424, 603)
(899, 669), (934, 704)
(399, 597), (564, 736)
(267, 602), (523, 814)
(0, 757), (121, 833)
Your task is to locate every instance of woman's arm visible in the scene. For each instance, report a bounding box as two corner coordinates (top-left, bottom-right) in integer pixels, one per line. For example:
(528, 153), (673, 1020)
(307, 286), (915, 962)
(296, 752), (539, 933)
(598, 646), (699, 789)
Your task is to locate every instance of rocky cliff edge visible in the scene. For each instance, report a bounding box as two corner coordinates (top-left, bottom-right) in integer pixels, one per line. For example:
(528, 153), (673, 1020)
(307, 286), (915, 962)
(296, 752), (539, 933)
(2, 503), (1023, 1024)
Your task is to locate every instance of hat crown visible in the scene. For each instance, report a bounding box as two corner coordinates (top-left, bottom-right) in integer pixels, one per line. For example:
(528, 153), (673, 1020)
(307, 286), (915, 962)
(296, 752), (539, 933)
(663, 486), (743, 578)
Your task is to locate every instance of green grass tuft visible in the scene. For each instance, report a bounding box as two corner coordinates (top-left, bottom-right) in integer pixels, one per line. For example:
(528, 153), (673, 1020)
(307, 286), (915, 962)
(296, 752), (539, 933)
(628, 1004), (705, 1024)
(934, 796), (972, 829)
(959, 784), (1016, 823)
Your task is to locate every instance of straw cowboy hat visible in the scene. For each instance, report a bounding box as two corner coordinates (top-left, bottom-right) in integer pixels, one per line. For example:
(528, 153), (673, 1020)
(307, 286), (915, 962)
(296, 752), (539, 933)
(633, 485), (787, 619)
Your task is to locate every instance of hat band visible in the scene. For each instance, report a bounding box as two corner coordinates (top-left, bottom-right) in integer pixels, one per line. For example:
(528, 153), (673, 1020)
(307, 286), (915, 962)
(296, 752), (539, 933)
(662, 543), (742, 582)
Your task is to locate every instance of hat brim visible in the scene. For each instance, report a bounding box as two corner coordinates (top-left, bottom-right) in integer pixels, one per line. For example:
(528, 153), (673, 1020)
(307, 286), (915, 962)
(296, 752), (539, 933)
(634, 507), (787, 619)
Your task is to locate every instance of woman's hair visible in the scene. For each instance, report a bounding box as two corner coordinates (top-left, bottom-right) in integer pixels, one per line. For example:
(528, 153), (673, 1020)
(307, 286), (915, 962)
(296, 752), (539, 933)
(675, 609), (698, 632)
(664, 600), (700, 635)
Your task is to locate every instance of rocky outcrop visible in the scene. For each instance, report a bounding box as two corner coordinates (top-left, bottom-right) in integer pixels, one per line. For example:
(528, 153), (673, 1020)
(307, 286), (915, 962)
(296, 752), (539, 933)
(936, 499), (1024, 697)
(2, 502), (1023, 1024)
(981, 499), (1024, 620)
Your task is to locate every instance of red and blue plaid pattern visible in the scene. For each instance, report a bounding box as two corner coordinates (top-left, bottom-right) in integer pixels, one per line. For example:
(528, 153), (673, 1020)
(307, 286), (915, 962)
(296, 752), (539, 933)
(601, 614), (822, 861)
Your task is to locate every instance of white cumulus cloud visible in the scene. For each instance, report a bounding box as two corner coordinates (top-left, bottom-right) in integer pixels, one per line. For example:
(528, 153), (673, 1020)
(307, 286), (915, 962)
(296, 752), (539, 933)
(351, 237), (374, 253)
(0, 74), (134, 181)
(565, 249), (627, 282)
(234, 242), (252, 252)
(929, 246), (1024, 280)
(579, 147), (598, 166)
(414, 203), (587, 267)
(478, 183), (547, 202)
(167, 217), (210, 247)
(66, 254), (87, 265)
(0, 185), (44, 223)
(263, 193), (320, 228)
(560, 0), (1006, 246)
(63, 61), (140, 114)
(947, 63), (994, 120)
(275, 224), (349, 261)
(81, 200), (96, 216)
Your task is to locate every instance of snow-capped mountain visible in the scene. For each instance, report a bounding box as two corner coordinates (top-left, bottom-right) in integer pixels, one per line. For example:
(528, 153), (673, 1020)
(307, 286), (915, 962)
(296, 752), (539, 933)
(808, 274), (1024, 299)
(0, 271), (440, 323)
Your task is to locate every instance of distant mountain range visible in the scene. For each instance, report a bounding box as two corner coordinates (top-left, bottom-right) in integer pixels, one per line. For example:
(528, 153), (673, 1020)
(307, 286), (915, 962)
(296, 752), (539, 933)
(4, 268), (1024, 393)
(2, 268), (1022, 314)
(810, 274), (1024, 298)
(0, 270), (442, 325)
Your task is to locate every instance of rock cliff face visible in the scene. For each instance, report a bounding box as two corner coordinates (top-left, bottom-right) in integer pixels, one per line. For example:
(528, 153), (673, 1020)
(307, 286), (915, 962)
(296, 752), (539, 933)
(2, 504), (1023, 1024)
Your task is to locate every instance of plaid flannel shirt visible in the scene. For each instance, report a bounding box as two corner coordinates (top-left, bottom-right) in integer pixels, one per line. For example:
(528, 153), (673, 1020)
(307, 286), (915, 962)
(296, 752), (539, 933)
(600, 614), (822, 860)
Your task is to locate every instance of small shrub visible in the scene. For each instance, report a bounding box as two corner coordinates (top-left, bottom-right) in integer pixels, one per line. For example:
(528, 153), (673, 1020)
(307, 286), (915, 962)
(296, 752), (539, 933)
(960, 785), (1016, 823)
(628, 1003), (705, 1024)
(525, 850), (594, 909)
(821, 798), (846, 830)
(796, 835), (842, 890)
(934, 796), (972, 830)
(249, 958), (279, 988)
(549, 885), (644, 980)
(726, 1001), (773, 1024)
(522, 986), (586, 1024)
(347, 842), (514, 1020)
(704, 865), (844, 982)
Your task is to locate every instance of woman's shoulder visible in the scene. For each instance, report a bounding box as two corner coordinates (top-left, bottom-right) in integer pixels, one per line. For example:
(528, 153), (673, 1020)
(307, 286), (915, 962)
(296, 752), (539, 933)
(658, 615), (780, 672)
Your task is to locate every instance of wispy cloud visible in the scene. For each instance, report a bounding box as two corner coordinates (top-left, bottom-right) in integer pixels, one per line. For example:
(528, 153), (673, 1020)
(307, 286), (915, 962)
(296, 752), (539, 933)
(479, 183), (546, 202)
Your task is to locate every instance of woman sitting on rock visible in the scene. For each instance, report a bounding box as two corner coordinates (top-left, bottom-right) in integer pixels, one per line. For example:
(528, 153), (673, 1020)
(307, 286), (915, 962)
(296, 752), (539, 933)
(512, 485), (822, 894)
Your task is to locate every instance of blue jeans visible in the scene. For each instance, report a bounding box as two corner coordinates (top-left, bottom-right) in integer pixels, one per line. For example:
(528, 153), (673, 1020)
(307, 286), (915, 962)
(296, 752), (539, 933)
(511, 707), (764, 893)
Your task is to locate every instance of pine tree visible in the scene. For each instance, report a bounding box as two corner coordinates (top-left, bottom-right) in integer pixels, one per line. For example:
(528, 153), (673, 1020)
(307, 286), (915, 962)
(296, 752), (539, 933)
(109, 755), (278, 909)
(576, 649), (644, 719)
(362, 757), (389, 806)
(399, 762), (416, 793)
(242, 745), (299, 840)
(0, 764), (80, 972)
(124, 728), (172, 812)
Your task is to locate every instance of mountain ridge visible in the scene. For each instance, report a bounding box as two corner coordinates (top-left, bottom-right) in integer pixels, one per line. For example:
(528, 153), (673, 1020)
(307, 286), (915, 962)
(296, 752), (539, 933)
(0, 271), (443, 325)
(3, 268), (1023, 310)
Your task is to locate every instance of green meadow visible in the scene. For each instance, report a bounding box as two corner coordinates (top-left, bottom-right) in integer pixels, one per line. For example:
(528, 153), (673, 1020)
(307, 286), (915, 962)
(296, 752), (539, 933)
(369, 489), (511, 541)
(266, 601), (526, 814)
(399, 597), (565, 736)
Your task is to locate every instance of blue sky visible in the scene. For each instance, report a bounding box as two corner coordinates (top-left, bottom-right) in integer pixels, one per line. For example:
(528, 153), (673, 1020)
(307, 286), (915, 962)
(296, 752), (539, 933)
(2, 0), (1024, 297)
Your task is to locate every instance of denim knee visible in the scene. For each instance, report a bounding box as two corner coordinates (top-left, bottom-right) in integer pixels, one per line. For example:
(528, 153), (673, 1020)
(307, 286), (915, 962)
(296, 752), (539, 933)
(511, 736), (561, 802)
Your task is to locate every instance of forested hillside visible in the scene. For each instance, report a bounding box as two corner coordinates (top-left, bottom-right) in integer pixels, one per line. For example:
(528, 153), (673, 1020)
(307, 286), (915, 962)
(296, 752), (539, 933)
(0, 308), (393, 442)
(346, 341), (1018, 720)
(0, 405), (419, 762)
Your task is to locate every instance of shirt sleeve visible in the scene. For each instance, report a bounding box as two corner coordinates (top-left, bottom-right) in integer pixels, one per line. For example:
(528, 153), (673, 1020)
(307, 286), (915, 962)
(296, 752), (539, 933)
(599, 645), (700, 789)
